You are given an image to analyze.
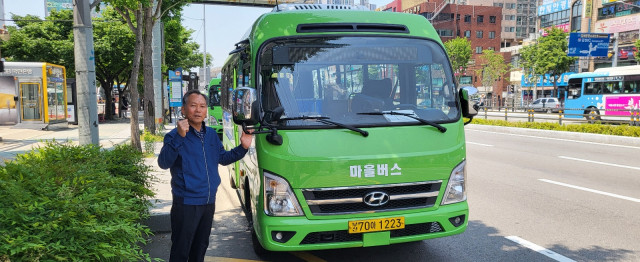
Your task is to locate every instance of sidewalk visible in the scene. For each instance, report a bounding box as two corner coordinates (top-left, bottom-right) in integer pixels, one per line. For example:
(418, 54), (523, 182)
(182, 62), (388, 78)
(0, 118), (136, 162)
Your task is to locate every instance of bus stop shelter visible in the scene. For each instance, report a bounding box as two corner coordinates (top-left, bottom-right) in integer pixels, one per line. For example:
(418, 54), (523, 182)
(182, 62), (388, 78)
(0, 62), (68, 130)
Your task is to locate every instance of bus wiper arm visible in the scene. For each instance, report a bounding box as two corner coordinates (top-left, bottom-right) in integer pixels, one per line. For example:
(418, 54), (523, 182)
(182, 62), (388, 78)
(357, 111), (447, 133)
(279, 116), (369, 137)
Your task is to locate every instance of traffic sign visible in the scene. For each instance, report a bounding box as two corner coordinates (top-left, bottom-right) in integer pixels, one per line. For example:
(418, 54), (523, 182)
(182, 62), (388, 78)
(568, 33), (610, 57)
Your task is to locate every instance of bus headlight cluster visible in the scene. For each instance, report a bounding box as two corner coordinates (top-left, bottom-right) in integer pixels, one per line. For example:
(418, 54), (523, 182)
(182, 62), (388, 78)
(441, 161), (467, 205)
(264, 172), (303, 216)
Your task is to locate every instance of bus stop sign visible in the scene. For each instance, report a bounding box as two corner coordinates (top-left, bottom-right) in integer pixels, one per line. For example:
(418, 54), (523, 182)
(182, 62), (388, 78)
(568, 33), (610, 57)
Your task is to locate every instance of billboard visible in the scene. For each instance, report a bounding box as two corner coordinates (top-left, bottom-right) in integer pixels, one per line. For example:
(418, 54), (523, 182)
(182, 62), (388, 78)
(568, 33), (610, 57)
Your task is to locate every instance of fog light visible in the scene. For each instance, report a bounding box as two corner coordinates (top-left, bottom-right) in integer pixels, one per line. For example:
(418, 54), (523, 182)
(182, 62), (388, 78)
(449, 215), (466, 227)
(271, 231), (296, 243)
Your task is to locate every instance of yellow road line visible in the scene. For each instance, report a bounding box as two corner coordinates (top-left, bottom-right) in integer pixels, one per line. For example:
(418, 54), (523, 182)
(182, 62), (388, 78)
(290, 252), (328, 262)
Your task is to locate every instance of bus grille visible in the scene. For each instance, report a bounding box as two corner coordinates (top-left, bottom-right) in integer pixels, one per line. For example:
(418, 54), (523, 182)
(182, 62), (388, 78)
(299, 222), (444, 245)
(302, 181), (442, 215)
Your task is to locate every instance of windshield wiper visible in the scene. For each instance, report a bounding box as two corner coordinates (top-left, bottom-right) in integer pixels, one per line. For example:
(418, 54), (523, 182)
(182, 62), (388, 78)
(278, 116), (369, 137)
(357, 111), (447, 133)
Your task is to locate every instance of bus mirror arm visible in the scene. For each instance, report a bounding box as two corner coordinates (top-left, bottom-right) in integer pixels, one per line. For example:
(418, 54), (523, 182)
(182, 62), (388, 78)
(242, 123), (284, 146)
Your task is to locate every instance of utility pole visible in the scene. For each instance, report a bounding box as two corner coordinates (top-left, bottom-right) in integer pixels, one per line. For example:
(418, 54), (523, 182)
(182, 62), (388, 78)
(73, 0), (99, 145)
(202, 5), (207, 89)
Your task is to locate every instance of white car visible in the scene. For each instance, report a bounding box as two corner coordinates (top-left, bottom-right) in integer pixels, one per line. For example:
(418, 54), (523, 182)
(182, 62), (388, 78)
(529, 98), (561, 113)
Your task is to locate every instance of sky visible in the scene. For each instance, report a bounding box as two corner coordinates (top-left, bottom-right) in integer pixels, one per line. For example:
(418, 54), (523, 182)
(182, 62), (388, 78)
(3, 0), (392, 69)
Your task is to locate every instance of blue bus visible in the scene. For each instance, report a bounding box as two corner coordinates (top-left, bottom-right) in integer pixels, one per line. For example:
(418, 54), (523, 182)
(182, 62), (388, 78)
(564, 65), (640, 121)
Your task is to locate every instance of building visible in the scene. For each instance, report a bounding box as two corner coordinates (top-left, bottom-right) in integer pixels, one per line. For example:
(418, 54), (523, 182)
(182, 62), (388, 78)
(398, 1), (510, 105)
(465, 0), (538, 48)
(589, 0), (640, 69)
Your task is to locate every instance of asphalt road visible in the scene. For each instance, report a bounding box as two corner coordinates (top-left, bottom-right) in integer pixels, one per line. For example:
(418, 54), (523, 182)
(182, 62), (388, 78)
(145, 127), (640, 261)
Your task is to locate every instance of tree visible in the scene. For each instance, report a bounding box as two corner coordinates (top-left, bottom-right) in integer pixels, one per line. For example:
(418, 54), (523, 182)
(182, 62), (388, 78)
(93, 7), (136, 120)
(443, 37), (472, 84)
(520, 43), (541, 100)
(106, 0), (190, 141)
(475, 49), (509, 95)
(2, 11), (75, 76)
(164, 17), (209, 70)
(535, 27), (577, 97)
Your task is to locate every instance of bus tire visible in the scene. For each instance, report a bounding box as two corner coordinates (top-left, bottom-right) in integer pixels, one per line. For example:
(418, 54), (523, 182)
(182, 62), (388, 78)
(245, 185), (269, 257)
(251, 224), (269, 257)
(585, 108), (600, 124)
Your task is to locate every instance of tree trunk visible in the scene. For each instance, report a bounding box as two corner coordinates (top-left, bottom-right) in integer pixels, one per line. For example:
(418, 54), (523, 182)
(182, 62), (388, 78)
(128, 10), (144, 151)
(99, 78), (115, 120)
(142, 6), (156, 134)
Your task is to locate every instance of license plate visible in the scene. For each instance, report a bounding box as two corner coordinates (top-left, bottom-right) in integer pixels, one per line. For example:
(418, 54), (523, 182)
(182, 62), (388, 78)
(348, 217), (405, 234)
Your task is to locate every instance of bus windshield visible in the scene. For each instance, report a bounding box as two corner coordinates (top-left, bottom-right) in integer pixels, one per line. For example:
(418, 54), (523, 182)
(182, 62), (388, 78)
(259, 36), (459, 128)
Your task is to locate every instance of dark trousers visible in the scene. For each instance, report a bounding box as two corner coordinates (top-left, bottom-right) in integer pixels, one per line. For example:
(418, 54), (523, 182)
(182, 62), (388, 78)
(169, 197), (215, 262)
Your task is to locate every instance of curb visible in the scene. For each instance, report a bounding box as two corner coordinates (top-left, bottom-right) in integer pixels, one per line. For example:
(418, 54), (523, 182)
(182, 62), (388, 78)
(144, 213), (171, 233)
(466, 124), (640, 147)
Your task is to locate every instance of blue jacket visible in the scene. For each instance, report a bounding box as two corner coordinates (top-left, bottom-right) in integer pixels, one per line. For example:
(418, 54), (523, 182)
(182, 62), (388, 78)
(158, 123), (248, 205)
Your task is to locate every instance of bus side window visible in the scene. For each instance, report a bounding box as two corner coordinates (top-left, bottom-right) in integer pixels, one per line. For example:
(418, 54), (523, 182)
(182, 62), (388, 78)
(623, 82), (632, 93)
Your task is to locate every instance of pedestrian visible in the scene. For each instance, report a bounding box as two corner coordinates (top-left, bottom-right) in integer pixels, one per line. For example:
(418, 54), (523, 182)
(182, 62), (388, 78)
(111, 98), (116, 116)
(157, 89), (253, 262)
(120, 96), (129, 118)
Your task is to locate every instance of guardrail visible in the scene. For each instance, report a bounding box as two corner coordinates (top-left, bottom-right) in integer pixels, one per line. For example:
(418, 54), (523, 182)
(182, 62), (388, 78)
(477, 106), (640, 126)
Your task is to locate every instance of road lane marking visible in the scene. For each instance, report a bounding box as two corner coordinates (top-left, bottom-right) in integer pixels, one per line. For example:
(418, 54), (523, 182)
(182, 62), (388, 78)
(466, 129), (640, 149)
(291, 252), (327, 262)
(558, 156), (640, 171)
(505, 236), (575, 262)
(539, 179), (640, 203)
(466, 142), (494, 147)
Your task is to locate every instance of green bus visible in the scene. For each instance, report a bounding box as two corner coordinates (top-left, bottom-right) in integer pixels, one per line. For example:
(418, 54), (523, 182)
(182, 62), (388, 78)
(220, 4), (478, 254)
(205, 77), (223, 140)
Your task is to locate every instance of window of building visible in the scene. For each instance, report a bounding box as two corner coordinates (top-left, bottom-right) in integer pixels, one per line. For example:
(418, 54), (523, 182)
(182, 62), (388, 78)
(464, 15), (471, 22)
(464, 30), (471, 37)
(490, 16), (496, 23)
(488, 47), (495, 51)
(571, 0), (582, 31)
(506, 3), (516, 9)
(476, 46), (483, 54)
(477, 15), (484, 23)
(489, 31), (496, 39)
(476, 30), (483, 38)
(504, 27), (515, 32)
(438, 29), (453, 37)
(493, 3), (503, 7)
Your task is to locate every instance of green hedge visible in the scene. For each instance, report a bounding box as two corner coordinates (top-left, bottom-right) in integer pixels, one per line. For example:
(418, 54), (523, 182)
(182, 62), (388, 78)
(470, 118), (640, 137)
(0, 143), (155, 261)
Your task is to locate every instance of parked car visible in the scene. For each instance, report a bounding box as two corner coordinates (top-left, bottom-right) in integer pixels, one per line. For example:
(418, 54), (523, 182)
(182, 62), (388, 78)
(529, 97), (561, 113)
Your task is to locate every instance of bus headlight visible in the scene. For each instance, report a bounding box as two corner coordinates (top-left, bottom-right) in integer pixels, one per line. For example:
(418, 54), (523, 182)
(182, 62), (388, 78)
(441, 161), (467, 205)
(264, 172), (303, 216)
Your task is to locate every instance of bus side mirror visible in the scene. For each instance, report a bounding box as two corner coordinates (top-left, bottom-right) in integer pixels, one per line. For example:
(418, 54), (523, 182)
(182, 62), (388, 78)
(232, 87), (259, 126)
(460, 86), (478, 121)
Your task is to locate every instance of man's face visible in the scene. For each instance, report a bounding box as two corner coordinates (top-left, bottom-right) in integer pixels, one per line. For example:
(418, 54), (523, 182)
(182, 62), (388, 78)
(182, 93), (207, 124)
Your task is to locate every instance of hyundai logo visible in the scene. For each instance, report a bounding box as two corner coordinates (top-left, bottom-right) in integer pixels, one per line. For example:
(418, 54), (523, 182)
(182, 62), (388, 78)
(363, 191), (390, 207)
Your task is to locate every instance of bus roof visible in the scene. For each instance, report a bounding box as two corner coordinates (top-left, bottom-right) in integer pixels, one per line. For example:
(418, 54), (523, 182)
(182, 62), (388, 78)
(568, 65), (640, 79)
(208, 78), (221, 86)
(234, 6), (440, 56)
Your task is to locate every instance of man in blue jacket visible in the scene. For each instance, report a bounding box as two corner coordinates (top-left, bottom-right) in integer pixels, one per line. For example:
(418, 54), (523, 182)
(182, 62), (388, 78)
(158, 89), (252, 262)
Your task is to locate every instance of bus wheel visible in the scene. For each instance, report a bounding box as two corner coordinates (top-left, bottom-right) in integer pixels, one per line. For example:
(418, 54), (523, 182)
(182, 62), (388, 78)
(585, 108), (600, 124)
(251, 224), (269, 257)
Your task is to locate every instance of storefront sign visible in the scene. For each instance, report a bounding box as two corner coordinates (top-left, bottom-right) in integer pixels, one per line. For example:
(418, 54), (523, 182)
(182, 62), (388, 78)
(595, 14), (640, 33)
(538, 0), (570, 16)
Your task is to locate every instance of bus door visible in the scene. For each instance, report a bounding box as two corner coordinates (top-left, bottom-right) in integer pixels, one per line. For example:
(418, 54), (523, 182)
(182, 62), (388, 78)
(20, 82), (42, 121)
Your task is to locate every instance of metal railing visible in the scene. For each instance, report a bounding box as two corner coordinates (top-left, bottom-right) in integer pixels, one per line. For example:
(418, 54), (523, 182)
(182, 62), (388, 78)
(477, 106), (640, 126)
